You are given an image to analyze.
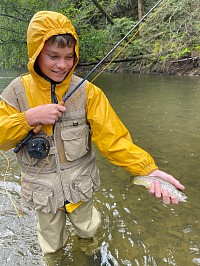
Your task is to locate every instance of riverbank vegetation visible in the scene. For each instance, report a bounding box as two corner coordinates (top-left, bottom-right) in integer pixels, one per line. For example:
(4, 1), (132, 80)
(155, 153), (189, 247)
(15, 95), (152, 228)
(0, 0), (199, 75)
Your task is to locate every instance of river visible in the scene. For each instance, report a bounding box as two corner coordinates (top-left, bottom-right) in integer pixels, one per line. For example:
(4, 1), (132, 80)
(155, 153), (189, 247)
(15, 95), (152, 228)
(0, 69), (199, 266)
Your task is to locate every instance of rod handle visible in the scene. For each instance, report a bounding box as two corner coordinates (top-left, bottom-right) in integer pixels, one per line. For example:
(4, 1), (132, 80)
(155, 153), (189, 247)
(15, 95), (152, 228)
(58, 100), (65, 106)
(32, 101), (65, 134)
(33, 124), (43, 134)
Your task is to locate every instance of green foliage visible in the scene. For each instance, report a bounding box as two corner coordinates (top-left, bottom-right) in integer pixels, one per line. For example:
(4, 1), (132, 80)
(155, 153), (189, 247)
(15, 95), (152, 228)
(0, 0), (199, 72)
(107, 17), (136, 41)
(142, 0), (199, 55)
(0, 0), (65, 68)
(153, 42), (163, 54)
(125, 38), (150, 56)
(78, 28), (108, 61)
(178, 47), (191, 58)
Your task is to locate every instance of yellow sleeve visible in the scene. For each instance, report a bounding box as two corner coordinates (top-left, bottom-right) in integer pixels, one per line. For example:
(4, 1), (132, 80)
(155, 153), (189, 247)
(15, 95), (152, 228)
(85, 81), (158, 176)
(0, 100), (33, 150)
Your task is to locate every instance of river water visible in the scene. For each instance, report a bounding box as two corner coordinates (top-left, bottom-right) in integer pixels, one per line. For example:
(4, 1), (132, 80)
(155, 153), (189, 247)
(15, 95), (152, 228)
(0, 70), (199, 266)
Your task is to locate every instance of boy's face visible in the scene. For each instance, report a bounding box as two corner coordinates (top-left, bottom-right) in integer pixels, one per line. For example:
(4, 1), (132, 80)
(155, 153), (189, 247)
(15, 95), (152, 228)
(37, 42), (75, 83)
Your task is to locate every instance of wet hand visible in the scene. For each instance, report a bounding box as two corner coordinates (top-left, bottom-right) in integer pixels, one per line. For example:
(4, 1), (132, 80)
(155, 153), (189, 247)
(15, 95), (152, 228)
(25, 104), (66, 126)
(147, 169), (185, 204)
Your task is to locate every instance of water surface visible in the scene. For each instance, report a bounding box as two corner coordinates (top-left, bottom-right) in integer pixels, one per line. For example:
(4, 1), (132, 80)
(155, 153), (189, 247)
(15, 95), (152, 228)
(0, 70), (199, 265)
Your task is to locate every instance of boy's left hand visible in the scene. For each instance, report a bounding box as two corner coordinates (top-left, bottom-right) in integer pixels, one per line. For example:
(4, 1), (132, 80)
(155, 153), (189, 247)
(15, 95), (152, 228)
(147, 169), (185, 204)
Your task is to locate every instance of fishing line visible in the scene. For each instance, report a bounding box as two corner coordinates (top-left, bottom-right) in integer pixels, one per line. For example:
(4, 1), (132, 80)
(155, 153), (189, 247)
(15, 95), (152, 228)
(65, 0), (170, 104)
(0, 148), (49, 218)
(91, 0), (170, 82)
(19, 158), (48, 216)
(66, 0), (167, 94)
(3, 0), (169, 216)
(14, 0), (168, 155)
(0, 150), (21, 218)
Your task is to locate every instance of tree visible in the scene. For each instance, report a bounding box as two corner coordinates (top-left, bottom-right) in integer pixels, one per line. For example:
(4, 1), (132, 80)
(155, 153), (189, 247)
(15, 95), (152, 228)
(0, 0), (199, 73)
(138, 0), (144, 20)
(91, 0), (114, 24)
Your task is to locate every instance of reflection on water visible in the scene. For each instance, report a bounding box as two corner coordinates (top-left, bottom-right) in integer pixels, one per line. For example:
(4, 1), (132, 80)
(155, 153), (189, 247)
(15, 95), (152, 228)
(0, 70), (200, 265)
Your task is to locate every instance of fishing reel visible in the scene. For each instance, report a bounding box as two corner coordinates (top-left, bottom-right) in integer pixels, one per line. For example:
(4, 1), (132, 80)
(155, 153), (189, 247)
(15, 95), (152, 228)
(27, 137), (50, 159)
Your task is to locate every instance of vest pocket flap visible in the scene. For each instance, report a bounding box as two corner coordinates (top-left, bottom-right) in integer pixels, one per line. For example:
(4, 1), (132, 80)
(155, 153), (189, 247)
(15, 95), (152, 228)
(61, 124), (89, 140)
(21, 178), (57, 213)
(77, 177), (93, 193)
(66, 156), (100, 203)
(77, 177), (93, 201)
(33, 192), (49, 206)
(22, 180), (53, 195)
(61, 124), (90, 161)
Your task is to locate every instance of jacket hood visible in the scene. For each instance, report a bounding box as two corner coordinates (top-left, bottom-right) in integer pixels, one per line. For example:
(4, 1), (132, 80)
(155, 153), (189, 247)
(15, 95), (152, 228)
(27, 11), (79, 92)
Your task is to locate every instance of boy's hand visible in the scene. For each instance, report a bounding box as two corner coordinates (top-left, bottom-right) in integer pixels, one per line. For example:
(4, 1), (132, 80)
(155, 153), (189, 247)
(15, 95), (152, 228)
(25, 104), (66, 126)
(147, 169), (185, 204)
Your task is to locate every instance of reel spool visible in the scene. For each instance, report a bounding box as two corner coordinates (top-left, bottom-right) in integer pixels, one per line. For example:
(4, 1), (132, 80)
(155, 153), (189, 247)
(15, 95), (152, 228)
(27, 137), (50, 159)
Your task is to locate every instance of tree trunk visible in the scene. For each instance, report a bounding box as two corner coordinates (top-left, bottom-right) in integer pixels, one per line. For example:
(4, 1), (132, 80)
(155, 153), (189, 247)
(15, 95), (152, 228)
(137, 0), (144, 35)
(78, 53), (156, 66)
(138, 0), (144, 20)
(91, 0), (129, 42)
(91, 0), (114, 24)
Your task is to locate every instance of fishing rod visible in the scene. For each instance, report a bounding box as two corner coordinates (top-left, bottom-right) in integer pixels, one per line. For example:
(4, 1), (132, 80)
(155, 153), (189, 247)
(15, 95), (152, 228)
(60, 0), (164, 102)
(13, 0), (164, 156)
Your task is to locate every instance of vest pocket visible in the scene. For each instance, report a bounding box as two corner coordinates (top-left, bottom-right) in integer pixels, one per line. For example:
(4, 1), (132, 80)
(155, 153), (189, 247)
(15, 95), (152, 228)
(61, 124), (89, 161)
(77, 167), (100, 201)
(67, 158), (100, 203)
(77, 177), (94, 201)
(21, 176), (57, 213)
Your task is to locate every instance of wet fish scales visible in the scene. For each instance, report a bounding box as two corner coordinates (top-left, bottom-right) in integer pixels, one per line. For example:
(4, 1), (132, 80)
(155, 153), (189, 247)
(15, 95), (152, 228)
(132, 176), (187, 202)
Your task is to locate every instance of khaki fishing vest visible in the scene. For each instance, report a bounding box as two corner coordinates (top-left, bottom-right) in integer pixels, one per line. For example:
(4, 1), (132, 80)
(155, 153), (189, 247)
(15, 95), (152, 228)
(1, 75), (100, 213)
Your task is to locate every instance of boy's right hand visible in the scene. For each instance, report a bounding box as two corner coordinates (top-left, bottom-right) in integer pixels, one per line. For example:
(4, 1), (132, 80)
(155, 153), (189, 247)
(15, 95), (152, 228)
(25, 104), (66, 126)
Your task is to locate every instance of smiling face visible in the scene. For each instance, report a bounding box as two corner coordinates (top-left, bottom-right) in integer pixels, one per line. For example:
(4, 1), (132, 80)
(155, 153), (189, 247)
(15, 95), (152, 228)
(37, 42), (75, 83)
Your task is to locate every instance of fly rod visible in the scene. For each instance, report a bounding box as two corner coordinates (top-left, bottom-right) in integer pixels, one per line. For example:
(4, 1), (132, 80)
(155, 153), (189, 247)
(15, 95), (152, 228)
(60, 0), (164, 104)
(14, 0), (164, 154)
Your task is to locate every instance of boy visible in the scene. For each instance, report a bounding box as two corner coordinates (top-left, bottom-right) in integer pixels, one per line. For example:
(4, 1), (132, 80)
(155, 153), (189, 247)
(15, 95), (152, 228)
(0, 11), (185, 254)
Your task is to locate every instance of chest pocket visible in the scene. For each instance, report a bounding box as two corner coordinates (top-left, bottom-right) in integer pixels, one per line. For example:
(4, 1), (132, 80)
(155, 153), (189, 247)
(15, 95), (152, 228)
(61, 122), (90, 161)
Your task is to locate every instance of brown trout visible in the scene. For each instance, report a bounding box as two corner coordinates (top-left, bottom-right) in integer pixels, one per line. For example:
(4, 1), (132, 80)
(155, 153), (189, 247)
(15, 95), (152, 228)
(132, 176), (187, 202)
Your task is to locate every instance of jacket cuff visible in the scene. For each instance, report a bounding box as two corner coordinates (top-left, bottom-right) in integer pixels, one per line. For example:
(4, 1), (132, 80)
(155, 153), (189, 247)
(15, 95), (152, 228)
(18, 112), (34, 132)
(140, 164), (158, 175)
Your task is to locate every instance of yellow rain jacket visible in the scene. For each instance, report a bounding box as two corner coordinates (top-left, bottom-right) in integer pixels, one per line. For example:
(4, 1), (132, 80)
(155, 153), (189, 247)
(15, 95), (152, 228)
(0, 11), (158, 212)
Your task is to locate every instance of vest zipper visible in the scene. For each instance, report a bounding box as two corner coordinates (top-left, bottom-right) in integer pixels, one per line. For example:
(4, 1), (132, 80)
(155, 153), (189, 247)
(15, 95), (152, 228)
(51, 136), (67, 205)
(51, 83), (58, 104)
